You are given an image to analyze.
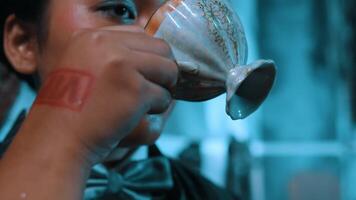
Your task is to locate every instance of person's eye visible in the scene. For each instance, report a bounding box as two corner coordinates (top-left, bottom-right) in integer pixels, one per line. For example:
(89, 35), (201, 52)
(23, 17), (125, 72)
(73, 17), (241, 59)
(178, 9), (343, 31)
(96, 0), (137, 24)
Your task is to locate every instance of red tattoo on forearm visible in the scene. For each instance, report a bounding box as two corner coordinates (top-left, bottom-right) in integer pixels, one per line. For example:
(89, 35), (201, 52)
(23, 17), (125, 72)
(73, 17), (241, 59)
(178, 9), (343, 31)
(35, 69), (94, 111)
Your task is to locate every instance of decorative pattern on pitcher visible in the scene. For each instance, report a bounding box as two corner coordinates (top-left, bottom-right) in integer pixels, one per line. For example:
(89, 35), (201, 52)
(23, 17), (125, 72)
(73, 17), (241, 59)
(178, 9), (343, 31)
(197, 0), (240, 64)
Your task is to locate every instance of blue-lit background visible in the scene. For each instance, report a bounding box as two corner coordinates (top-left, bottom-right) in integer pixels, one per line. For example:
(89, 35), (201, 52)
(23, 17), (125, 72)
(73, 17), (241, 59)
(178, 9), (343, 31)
(159, 0), (356, 200)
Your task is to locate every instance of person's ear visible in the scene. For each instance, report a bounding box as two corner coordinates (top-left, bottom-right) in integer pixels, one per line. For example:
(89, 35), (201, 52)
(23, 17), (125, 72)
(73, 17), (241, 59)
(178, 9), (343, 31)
(3, 14), (40, 75)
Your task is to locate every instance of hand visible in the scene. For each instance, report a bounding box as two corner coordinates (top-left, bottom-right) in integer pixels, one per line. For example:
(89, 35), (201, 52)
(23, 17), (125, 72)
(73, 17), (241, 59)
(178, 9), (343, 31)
(27, 26), (178, 165)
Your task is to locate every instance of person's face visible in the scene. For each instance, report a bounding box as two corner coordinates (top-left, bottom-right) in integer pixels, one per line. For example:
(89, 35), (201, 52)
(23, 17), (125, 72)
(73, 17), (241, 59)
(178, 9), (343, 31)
(42, 0), (171, 147)
(39, 0), (166, 77)
(4, 0), (172, 148)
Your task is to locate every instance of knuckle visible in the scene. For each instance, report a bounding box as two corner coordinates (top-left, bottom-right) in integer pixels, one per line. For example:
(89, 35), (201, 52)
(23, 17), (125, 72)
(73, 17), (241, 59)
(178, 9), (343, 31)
(129, 25), (145, 33)
(89, 30), (108, 43)
(123, 73), (146, 99)
(163, 89), (172, 105)
(156, 39), (173, 57)
(168, 61), (179, 87)
(71, 30), (86, 39)
(68, 30), (87, 46)
(159, 88), (173, 111)
(69, 30), (107, 47)
(105, 47), (130, 68)
(71, 30), (109, 46)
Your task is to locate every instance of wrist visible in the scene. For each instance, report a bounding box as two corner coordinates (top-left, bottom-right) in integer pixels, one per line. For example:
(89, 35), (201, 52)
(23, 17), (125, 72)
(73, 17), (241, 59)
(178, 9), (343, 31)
(0, 113), (93, 200)
(3, 110), (95, 171)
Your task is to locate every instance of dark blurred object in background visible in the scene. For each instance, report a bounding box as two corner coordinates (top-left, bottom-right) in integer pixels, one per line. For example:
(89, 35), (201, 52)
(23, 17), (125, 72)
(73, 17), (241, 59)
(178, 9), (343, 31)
(344, 0), (356, 124)
(178, 142), (202, 171)
(226, 137), (251, 200)
(257, 0), (346, 141)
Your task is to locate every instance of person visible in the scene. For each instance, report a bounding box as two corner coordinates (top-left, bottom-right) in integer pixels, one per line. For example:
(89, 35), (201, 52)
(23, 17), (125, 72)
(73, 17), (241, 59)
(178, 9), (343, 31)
(0, 0), (239, 199)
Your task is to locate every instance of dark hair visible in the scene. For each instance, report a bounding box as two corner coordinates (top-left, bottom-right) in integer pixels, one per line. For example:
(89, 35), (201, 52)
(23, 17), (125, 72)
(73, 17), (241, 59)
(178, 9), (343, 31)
(1, 0), (48, 66)
(0, 0), (48, 127)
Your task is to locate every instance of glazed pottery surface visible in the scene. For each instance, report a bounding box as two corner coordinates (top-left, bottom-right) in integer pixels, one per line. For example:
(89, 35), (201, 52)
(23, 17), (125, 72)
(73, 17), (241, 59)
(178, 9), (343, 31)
(146, 0), (276, 120)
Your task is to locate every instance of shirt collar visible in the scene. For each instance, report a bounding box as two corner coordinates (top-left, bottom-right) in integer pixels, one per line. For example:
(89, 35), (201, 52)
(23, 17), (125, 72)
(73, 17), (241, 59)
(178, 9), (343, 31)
(0, 82), (35, 142)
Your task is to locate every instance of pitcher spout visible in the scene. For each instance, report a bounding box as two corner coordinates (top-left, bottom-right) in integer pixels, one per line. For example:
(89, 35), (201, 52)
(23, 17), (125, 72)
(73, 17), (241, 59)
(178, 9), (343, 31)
(226, 60), (276, 120)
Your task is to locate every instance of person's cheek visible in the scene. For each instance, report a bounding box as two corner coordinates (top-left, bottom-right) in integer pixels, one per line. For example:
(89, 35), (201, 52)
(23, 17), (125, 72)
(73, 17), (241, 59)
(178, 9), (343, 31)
(40, 3), (102, 76)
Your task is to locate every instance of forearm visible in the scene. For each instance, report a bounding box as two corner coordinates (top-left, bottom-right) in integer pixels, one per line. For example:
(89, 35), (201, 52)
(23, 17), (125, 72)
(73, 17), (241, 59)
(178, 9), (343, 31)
(0, 115), (92, 200)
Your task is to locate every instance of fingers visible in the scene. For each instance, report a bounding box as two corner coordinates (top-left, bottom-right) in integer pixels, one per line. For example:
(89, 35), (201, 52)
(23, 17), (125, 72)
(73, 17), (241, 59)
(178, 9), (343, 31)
(74, 26), (174, 59)
(130, 50), (178, 91)
(125, 51), (177, 114)
(98, 27), (174, 59)
(145, 80), (172, 114)
(121, 34), (174, 60)
(78, 27), (178, 113)
(99, 25), (145, 33)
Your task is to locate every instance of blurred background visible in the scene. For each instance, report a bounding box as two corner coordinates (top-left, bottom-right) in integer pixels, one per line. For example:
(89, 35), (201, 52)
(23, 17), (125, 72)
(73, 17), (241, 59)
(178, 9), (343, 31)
(158, 0), (356, 200)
